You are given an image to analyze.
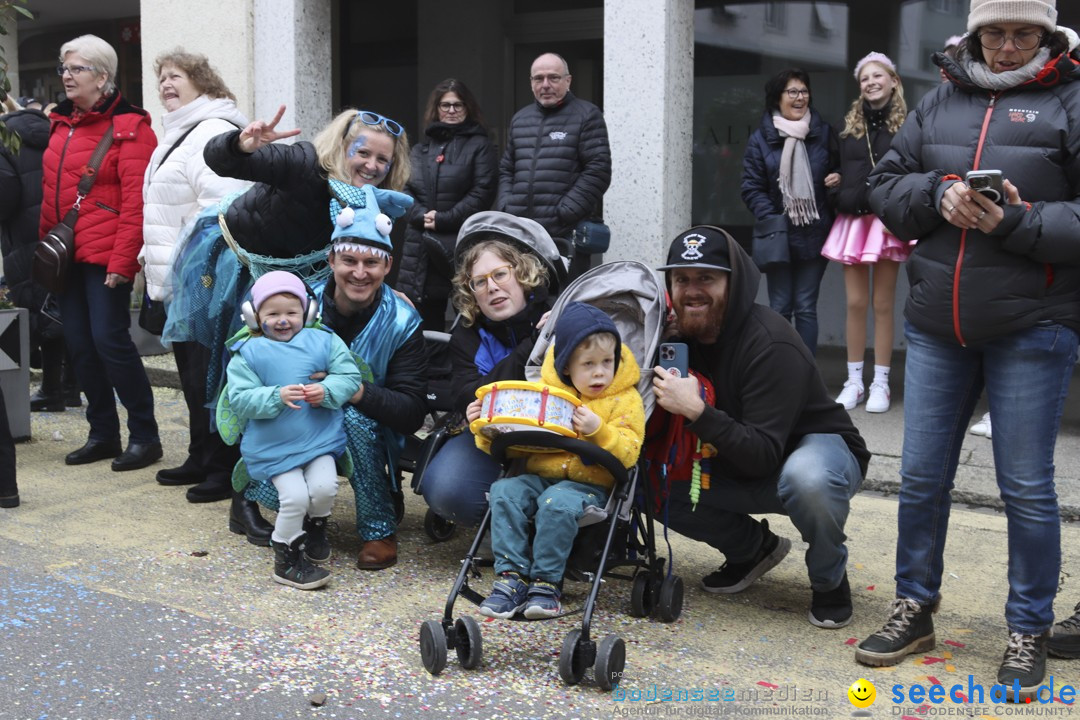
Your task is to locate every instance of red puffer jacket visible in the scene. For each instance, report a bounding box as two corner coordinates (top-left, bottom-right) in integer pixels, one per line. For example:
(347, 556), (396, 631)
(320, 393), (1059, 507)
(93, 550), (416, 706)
(39, 92), (156, 280)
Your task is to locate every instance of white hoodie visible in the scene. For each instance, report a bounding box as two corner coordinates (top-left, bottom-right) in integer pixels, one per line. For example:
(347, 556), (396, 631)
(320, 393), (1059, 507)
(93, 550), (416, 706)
(141, 95), (252, 300)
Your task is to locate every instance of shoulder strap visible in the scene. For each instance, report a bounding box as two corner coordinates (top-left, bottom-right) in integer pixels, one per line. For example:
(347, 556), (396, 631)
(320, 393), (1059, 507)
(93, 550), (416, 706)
(156, 118), (242, 174)
(77, 125), (115, 197)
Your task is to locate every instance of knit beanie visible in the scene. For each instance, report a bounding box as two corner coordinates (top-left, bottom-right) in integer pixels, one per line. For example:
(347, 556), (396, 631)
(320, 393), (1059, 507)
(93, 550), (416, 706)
(553, 302), (621, 387)
(967, 0), (1057, 33)
(250, 271), (308, 314)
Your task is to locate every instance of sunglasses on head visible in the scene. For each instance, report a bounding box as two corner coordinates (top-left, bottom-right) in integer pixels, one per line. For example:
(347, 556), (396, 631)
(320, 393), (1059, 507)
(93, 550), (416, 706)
(343, 110), (404, 139)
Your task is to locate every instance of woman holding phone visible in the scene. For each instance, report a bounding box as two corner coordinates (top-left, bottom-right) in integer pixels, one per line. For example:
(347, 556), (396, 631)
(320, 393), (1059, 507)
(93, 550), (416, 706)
(855, 0), (1080, 697)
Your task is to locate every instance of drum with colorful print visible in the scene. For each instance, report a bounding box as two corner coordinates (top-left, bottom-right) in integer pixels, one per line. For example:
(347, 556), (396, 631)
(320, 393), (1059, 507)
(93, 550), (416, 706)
(469, 381), (581, 451)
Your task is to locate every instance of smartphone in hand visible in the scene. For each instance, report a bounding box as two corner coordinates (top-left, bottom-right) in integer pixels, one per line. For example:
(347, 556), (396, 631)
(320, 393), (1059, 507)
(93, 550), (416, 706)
(659, 342), (689, 378)
(965, 169), (1005, 205)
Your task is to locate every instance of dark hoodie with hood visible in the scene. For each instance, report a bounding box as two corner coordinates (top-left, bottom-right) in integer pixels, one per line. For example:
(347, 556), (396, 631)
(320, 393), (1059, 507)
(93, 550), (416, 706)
(677, 234), (870, 482)
(868, 44), (1080, 346)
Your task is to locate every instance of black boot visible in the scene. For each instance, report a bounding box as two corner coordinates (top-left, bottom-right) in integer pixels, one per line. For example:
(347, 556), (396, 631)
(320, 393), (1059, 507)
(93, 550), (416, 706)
(303, 516), (332, 563)
(272, 535), (330, 590)
(186, 473), (231, 503)
(30, 346), (64, 412)
(229, 490), (273, 546)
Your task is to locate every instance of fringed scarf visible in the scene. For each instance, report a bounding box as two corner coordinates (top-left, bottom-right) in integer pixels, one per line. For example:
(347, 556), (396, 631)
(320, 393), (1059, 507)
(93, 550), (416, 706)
(771, 114), (819, 227)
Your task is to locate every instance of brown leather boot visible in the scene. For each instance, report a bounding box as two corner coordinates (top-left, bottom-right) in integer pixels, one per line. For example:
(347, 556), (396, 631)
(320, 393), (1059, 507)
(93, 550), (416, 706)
(356, 535), (397, 570)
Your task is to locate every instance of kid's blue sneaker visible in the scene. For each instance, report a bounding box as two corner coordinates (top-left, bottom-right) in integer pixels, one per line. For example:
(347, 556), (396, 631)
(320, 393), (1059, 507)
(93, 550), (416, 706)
(478, 572), (528, 619)
(523, 580), (562, 619)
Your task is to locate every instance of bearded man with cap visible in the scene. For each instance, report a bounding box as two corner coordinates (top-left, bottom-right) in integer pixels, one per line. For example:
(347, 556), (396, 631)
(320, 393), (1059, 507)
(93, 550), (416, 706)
(649, 226), (869, 629)
(318, 181), (427, 570)
(854, 0), (1080, 695)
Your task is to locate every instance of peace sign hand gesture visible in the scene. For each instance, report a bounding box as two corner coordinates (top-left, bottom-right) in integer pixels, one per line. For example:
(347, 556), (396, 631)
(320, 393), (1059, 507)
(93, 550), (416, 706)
(236, 104), (301, 154)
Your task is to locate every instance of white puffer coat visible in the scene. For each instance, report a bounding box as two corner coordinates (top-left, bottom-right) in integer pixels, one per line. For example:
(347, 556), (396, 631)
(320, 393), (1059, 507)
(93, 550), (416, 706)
(141, 95), (251, 300)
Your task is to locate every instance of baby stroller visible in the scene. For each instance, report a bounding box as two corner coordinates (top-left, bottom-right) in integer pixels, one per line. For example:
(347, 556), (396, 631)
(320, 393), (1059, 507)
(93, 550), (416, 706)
(417, 260), (682, 689)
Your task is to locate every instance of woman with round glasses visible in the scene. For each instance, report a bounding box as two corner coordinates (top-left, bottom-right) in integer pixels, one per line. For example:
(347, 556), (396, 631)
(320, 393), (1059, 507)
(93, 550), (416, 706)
(855, 0), (1080, 696)
(398, 78), (497, 331)
(40, 34), (163, 472)
(420, 211), (563, 529)
(741, 68), (840, 356)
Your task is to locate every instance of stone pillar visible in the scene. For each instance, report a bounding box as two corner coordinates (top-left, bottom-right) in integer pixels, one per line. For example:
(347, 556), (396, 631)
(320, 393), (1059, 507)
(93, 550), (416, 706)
(141, 0), (331, 141)
(0, 16), (17, 100)
(253, 0), (332, 138)
(141, 0), (256, 133)
(603, 0), (694, 267)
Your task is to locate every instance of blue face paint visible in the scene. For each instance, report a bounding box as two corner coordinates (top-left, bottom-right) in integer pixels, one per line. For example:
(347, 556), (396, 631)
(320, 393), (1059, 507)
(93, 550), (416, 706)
(347, 134), (367, 158)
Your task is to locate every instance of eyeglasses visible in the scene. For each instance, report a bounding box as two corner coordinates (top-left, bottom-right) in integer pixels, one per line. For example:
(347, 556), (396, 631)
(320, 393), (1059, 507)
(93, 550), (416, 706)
(468, 265), (515, 292)
(978, 30), (1043, 51)
(438, 102), (464, 112)
(344, 110), (404, 139)
(784, 89), (810, 99)
(530, 73), (565, 85)
(56, 64), (96, 77)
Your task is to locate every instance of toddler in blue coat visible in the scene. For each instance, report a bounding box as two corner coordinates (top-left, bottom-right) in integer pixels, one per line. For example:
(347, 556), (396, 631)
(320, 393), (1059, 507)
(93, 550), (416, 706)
(226, 271), (362, 590)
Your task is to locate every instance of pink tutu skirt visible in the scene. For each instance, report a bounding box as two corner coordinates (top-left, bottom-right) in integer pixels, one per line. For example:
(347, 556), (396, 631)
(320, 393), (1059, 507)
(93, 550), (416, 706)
(822, 213), (914, 265)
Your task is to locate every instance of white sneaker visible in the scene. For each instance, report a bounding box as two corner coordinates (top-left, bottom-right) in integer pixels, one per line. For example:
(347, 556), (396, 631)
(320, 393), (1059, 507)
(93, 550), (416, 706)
(865, 382), (891, 413)
(835, 381), (865, 410)
(969, 412), (991, 439)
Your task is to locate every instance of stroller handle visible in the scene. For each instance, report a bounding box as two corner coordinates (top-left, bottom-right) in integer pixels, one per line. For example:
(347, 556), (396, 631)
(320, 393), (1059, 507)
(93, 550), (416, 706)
(489, 431), (631, 495)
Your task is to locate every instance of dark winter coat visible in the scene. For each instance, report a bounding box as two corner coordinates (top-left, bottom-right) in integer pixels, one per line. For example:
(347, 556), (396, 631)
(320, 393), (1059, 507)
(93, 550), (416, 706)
(740, 108), (839, 261)
(868, 50), (1080, 346)
(496, 92), (611, 242)
(0, 109), (51, 339)
(676, 235), (870, 482)
(831, 103), (895, 216)
(448, 287), (553, 414)
(203, 129), (332, 257)
(398, 121), (497, 305)
(40, 92), (157, 279)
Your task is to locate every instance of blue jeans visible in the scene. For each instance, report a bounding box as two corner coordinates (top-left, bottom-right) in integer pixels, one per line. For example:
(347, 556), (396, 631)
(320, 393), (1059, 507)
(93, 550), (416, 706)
(59, 263), (159, 445)
(663, 433), (862, 590)
(420, 431), (502, 526)
(765, 256), (828, 355)
(489, 474), (608, 582)
(898, 322), (1078, 634)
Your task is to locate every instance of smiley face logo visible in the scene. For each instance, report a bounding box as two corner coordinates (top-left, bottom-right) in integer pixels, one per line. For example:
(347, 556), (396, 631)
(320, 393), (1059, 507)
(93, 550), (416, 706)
(848, 678), (876, 709)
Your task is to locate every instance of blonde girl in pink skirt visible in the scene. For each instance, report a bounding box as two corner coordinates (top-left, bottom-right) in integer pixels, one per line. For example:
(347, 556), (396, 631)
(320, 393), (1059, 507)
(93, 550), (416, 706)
(823, 52), (912, 413)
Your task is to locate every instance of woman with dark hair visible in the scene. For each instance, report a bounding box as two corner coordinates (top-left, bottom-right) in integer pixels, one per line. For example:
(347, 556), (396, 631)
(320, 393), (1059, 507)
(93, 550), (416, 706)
(398, 78), (497, 330)
(42, 34), (161, 471)
(741, 68), (840, 355)
(854, 0), (1080, 696)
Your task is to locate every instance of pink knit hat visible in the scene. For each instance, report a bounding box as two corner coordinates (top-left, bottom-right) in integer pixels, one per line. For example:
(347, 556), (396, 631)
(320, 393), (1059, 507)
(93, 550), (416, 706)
(250, 271), (308, 314)
(853, 51), (897, 80)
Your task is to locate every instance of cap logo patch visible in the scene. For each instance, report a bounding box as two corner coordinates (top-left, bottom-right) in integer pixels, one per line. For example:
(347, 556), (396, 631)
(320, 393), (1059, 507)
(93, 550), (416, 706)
(680, 233), (706, 261)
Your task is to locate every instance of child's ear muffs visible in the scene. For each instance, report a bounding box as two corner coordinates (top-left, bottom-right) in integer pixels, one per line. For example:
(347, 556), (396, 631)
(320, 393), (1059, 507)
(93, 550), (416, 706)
(239, 284), (319, 332)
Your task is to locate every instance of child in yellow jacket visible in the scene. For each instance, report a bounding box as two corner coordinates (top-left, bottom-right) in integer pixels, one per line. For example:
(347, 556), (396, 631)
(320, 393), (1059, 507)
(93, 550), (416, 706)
(466, 302), (645, 619)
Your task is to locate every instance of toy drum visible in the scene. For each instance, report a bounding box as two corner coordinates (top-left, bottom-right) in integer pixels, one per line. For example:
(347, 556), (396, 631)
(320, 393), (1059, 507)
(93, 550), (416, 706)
(469, 381), (581, 451)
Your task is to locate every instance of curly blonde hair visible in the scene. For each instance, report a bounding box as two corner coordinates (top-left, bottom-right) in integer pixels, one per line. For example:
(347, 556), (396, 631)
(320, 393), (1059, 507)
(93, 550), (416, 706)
(452, 239), (548, 327)
(312, 109), (410, 191)
(153, 49), (235, 101)
(840, 61), (907, 140)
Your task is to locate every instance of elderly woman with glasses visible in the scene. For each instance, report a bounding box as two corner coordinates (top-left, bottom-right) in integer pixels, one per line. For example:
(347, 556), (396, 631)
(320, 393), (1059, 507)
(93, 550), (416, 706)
(419, 211), (564, 531)
(740, 68), (840, 356)
(398, 78), (497, 331)
(39, 34), (162, 472)
(855, 0), (1080, 698)
(163, 107), (427, 569)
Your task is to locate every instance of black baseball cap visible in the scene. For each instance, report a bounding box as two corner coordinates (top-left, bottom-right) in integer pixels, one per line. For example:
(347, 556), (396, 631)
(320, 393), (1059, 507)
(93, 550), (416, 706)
(657, 225), (732, 272)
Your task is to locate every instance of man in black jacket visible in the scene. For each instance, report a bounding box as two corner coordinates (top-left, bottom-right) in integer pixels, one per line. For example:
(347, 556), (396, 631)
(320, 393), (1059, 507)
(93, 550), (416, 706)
(649, 225), (870, 628)
(496, 53), (611, 278)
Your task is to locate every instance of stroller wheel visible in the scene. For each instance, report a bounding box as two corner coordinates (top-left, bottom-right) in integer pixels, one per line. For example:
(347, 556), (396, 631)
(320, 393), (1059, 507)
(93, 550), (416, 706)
(424, 508), (457, 542)
(656, 575), (684, 623)
(558, 629), (587, 685)
(594, 635), (626, 691)
(629, 572), (655, 618)
(454, 616), (484, 670)
(419, 620), (448, 675)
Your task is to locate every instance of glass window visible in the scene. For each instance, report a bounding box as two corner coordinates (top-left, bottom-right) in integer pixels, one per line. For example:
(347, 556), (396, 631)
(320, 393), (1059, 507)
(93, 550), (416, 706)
(691, 1), (967, 233)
